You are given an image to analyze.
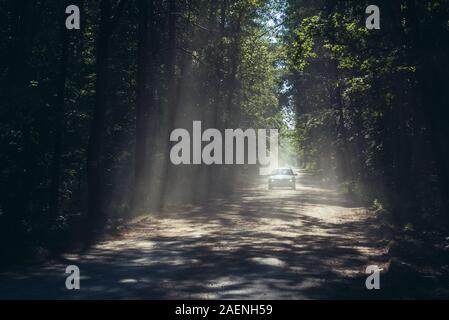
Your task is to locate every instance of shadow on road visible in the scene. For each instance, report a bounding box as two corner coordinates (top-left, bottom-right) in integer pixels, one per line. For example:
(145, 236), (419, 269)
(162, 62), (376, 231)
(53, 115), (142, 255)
(0, 170), (388, 299)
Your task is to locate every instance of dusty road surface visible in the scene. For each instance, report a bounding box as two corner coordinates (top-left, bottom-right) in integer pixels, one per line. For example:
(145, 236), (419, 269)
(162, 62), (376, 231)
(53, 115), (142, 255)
(0, 170), (385, 299)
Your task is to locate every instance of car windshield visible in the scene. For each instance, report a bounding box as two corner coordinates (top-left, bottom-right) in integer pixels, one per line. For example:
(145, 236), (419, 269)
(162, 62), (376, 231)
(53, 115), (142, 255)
(272, 168), (294, 175)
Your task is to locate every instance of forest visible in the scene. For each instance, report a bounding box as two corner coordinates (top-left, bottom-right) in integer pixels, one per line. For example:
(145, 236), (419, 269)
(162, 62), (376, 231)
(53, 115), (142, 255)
(0, 0), (448, 299)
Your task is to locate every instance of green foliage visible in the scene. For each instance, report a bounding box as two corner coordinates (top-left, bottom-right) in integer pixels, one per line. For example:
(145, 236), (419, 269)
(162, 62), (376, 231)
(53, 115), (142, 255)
(0, 0), (289, 254)
(283, 0), (449, 227)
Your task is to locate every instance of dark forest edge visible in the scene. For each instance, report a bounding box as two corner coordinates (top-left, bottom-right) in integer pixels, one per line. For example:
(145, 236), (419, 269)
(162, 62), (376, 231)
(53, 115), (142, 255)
(1, 0), (449, 283)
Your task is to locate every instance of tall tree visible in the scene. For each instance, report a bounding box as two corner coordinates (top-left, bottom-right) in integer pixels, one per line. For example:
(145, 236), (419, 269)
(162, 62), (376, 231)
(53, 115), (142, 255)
(132, 0), (155, 211)
(50, 1), (70, 220)
(159, 0), (178, 208)
(87, 0), (125, 229)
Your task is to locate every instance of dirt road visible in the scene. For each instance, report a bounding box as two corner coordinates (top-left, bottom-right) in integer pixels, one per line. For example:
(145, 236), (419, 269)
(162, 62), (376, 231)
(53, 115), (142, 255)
(0, 170), (384, 299)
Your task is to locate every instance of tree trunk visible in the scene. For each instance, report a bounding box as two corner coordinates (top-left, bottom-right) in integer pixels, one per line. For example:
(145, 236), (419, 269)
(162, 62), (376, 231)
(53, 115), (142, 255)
(224, 13), (242, 128)
(158, 0), (177, 209)
(50, 2), (70, 220)
(132, 0), (155, 211)
(86, 0), (118, 230)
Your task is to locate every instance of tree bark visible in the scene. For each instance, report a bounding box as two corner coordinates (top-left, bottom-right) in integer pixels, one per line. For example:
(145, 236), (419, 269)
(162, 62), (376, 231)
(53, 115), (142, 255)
(132, 0), (155, 211)
(158, 0), (178, 209)
(87, 0), (125, 230)
(223, 13), (242, 128)
(50, 2), (70, 220)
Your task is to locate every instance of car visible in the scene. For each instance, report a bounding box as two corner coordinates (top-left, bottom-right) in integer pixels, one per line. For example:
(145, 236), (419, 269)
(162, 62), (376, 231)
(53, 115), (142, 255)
(268, 168), (297, 190)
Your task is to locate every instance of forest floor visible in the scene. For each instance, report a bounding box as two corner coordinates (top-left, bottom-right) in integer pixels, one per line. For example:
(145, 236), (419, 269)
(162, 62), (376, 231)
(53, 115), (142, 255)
(0, 170), (447, 299)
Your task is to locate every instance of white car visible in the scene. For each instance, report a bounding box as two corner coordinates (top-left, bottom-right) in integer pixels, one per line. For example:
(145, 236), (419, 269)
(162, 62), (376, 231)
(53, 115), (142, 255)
(268, 168), (297, 190)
